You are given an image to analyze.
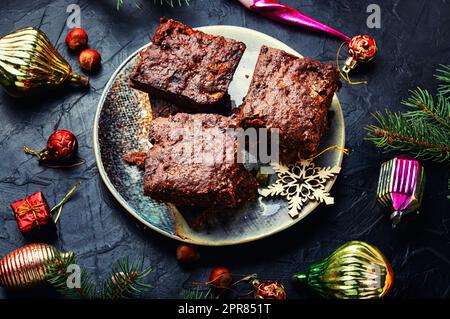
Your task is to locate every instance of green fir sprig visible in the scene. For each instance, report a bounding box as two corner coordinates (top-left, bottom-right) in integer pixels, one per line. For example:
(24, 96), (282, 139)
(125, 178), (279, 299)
(366, 65), (450, 164)
(45, 252), (152, 299)
(184, 287), (213, 299)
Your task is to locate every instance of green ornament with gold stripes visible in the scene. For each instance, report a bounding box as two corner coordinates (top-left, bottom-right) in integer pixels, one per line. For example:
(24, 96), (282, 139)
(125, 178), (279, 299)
(292, 241), (394, 299)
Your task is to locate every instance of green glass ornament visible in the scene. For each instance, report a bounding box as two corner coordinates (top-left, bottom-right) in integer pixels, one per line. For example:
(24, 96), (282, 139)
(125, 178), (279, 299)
(292, 241), (394, 299)
(0, 27), (88, 96)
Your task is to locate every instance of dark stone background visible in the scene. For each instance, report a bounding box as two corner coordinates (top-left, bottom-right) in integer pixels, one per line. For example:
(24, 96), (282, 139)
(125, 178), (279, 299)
(0, 0), (449, 299)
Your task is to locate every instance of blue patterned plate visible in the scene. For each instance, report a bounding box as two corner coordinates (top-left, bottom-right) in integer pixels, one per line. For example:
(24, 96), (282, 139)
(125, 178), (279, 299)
(93, 26), (345, 246)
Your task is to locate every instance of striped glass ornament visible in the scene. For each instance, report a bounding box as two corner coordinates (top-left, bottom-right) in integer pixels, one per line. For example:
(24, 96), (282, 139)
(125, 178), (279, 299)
(376, 156), (425, 226)
(0, 243), (73, 289)
(0, 27), (88, 96)
(292, 241), (394, 299)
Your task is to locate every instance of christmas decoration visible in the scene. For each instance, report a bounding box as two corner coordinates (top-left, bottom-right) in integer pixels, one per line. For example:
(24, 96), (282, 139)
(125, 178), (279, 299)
(46, 253), (152, 299)
(239, 1), (378, 85)
(79, 49), (101, 71)
(238, 0), (350, 41)
(366, 65), (450, 196)
(10, 182), (80, 236)
(251, 278), (286, 299)
(338, 34), (378, 85)
(366, 65), (450, 163)
(209, 267), (233, 289)
(0, 244), (152, 298)
(292, 241), (394, 299)
(0, 27), (89, 96)
(65, 28), (88, 51)
(259, 159), (341, 218)
(377, 156), (425, 226)
(0, 243), (73, 289)
(176, 244), (200, 263)
(24, 129), (84, 167)
(10, 192), (52, 235)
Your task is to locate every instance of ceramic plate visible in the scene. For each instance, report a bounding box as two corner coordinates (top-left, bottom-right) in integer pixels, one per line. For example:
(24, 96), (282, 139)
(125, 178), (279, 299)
(93, 26), (345, 246)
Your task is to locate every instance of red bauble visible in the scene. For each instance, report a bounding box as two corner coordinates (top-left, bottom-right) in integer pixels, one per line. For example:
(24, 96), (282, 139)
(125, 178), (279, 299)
(79, 49), (101, 71)
(209, 267), (232, 289)
(343, 34), (378, 72)
(46, 129), (78, 161)
(252, 279), (286, 299)
(65, 28), (88, 51)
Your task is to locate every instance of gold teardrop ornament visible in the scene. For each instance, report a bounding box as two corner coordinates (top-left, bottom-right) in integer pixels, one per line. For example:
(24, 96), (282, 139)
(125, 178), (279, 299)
(0, 243), (74, 289)
(0, 27), (89, 96)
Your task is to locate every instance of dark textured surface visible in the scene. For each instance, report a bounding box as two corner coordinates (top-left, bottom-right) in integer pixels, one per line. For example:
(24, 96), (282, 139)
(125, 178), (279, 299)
(0, 0), (448, 299)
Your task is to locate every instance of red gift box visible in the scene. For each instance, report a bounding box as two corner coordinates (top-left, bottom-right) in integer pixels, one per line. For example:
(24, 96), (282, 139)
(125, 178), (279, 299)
(10, 192), (53, 234)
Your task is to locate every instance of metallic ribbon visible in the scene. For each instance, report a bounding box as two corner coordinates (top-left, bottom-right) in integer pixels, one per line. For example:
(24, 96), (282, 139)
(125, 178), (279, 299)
(16, 199), (45, 227)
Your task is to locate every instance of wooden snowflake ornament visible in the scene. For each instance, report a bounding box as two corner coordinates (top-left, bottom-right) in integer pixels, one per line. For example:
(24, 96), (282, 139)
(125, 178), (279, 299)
(259, 159), (341, 218)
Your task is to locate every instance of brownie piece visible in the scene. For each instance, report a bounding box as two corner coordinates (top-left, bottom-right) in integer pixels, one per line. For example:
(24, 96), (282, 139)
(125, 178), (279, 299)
(238, 46), (340, 163)
(149, 94), (233, 119)
(130, 18), (246, 112)
(144, 113), (258, 208)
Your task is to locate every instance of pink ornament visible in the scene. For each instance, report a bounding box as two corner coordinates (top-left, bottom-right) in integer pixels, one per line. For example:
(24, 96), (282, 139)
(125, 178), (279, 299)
(238, 0), (351, 41)
(376, 156), (426, 226)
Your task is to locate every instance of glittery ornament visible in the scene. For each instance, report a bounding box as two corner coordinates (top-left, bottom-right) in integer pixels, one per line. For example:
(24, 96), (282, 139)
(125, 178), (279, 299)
(376, 156), (425, 227)
(338, 34), (378, 85)
(0, 243), (73, 289)
(45, 130), (78, 161)
(24, 129), (83, 167)
(292, 241), (394, 299)
(0, 27), (88, 96)
(251, 278), (286, 299)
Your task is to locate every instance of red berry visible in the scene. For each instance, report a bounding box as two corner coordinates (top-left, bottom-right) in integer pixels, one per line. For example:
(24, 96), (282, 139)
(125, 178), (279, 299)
(209, 267), (232, 289)
(46, 130), (78, 161)
(176, 244), (200, 263)
(65, 28), (88, 51)
(78, 49), (101, 71)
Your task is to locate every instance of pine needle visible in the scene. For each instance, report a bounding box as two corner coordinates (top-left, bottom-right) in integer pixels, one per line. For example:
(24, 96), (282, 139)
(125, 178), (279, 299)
(365, 65), (450, 164)
(184, 287), (213, 299)
(45, 253), (152, 299)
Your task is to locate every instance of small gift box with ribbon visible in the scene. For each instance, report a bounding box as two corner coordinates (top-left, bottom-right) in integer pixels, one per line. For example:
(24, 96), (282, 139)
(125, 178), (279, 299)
(10, 192), (54, 236)
(9, 182), (80, 239)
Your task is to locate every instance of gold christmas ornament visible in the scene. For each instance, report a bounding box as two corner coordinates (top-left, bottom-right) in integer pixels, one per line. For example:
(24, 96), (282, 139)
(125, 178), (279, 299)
(0, 27), (88, 96)
(0, 243), (73, 289)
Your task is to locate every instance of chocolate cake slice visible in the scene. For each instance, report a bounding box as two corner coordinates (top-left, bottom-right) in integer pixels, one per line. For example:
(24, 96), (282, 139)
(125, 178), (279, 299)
(130, 18), (246, 112)
(149, 94), (233, 119)
(144, 113), (258, 208)
(238, 46), (340, 163)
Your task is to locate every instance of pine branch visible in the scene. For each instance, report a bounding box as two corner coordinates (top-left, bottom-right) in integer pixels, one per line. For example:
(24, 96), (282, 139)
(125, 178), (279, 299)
(100, 257), (152, 299)
(184, 287), (213, 299)
(402, 87), (450, 130)
(45, 253), (152, 299)
(366, 65), (450, 166)
(366, 111), (450, 163)
(46, 252), (97, 299)
(436, 64), (450, 96)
